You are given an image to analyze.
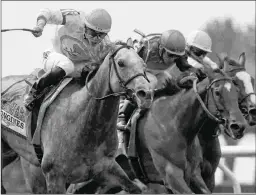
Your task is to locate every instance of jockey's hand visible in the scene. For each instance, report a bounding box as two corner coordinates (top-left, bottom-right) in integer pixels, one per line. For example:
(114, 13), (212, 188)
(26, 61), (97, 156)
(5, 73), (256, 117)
(194, 68), (207, 81)
(177, 71), (198, 89)
(32, 26), (43, 38)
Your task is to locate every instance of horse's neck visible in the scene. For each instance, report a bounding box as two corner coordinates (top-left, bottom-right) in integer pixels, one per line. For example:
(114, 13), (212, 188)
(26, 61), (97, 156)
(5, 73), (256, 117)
(76, 64), (120, 128)
(178, 79), (210, 143)
(198, 119), (219, 140)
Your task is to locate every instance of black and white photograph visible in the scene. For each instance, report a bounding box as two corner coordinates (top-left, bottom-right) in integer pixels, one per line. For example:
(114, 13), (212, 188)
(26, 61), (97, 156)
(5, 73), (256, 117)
(1, 1), (255, 194)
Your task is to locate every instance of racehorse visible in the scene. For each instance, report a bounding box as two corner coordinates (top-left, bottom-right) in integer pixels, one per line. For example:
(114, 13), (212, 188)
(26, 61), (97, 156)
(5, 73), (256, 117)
(135, 63), (248, 193)
(1, 43), (154, 194)
(195, 52), (256, 192)
(221, 53), (256, 125)
(60, 53), (254, 194)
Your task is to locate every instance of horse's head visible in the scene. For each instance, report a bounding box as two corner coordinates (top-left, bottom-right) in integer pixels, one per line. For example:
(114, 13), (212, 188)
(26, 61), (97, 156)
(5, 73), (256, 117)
(109, 42), (153, 108)
(217, 52), (256, 126)
(202, 65), (247, 139)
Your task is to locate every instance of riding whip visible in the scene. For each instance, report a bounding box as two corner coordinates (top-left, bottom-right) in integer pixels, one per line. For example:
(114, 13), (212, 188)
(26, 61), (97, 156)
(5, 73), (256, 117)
(1, 28), (36, 33)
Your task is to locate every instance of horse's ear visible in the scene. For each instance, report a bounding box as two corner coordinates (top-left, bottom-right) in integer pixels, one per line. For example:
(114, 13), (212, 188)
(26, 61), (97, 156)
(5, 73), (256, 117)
(223, 58), (233, 73)
(126, 37), (134, 48)
(216, 52), (227, 69)
(238, 52), (246, 67)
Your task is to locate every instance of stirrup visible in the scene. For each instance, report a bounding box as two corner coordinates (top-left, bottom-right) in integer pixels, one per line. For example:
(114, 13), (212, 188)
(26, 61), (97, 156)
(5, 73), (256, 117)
(117, 122), (128, 131)
(24, 100), (36, 111)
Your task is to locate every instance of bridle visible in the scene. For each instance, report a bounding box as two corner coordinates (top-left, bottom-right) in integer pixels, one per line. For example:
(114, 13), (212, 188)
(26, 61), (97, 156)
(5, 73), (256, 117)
(226, 67), (256, 109)
(85, 45), (150, 100)
(193, 76), (233, 137)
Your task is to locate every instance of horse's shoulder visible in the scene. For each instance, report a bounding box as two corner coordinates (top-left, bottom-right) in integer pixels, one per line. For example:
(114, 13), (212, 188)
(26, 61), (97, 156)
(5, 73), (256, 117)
(151, 95), (173, 114)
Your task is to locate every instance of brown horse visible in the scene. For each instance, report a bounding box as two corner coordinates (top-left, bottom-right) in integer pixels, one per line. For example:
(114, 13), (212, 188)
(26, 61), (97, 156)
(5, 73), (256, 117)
(195, 52), (256, 192)
(1, 44), (154, 194)
(221, 53), (256, 125)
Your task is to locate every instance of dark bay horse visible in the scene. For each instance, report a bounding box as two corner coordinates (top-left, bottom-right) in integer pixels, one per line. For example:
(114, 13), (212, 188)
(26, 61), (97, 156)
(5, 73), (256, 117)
(195, 52), (256, 192)
(1, 44), (154, 194)
(222, 53), (256, 125)
(128, 64), (248, 193)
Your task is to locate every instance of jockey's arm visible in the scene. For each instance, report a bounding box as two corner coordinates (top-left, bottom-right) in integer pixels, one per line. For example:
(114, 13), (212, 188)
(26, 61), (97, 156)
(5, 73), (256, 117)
(36, 8), (81, 28)
(98, 36), (116, 62)
(175, 55), (195, 72)
(175, 55), (206, 81)
(202, 56), (219, 70)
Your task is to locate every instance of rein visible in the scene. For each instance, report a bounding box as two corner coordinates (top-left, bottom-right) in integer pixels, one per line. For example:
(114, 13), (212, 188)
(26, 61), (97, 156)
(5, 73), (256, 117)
(193, 78), (227, 124)
(85, 45), (150, 100)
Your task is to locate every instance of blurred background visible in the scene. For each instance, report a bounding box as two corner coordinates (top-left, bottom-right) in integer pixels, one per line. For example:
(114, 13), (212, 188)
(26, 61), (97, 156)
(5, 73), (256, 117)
(2, 1), (255, 193)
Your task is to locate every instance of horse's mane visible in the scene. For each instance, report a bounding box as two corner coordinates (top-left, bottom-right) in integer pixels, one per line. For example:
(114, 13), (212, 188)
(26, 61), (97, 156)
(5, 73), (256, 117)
(115, 41), (128, 46)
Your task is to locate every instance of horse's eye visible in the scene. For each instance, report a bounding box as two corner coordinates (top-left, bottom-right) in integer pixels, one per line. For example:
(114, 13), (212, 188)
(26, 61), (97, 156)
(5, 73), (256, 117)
(215, 90), (221, 96)
(118, 60), (125, 67)
(240, 107), (248, 114)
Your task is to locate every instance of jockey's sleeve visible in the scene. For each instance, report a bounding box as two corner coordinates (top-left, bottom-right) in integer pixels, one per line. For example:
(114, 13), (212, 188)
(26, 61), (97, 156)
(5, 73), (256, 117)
(203, 56), (219, 69)
(175, 55), (195, 72)
(98, 36), (116, 61)
(36, 8), (81, 26)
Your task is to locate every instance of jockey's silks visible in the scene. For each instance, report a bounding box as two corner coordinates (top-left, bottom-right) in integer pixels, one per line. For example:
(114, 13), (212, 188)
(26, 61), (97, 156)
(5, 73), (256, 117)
(37, 8), (114, 67)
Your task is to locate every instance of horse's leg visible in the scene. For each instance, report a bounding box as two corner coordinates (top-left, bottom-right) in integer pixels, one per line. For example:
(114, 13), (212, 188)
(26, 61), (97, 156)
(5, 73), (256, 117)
(116, 155), (148, 191)
(149, 149), (193, 194)
(67, 180), (100, 194)
(93, 157), (143, 194)
(1, 138), (19, 194)
(41, 162), (67, 194)
(20, 157), (47, 193)
(190, 166), (211, 194)
(201, 138), (221, 192)
(188, 137), (211, 194)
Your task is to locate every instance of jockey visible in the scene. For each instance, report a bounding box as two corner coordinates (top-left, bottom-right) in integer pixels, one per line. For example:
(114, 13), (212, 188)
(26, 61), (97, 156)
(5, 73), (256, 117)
(24, 8), (114, 111)
(117, 29), (206, 130)
(186, 30), (218, 70)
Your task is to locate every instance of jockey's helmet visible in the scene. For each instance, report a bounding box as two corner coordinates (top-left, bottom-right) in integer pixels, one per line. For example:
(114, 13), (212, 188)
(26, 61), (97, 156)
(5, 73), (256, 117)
(84, 9), (112, 44)
(186, 30), (212, 53)
(159, 30), (186, 56)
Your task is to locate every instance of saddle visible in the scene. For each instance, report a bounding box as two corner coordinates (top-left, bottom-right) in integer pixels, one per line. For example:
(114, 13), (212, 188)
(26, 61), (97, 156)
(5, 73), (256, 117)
(118, 108), (150, 182)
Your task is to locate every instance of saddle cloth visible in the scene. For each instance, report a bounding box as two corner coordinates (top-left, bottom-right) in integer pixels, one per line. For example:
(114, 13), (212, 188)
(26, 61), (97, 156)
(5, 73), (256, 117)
(1, 68), (73, 145)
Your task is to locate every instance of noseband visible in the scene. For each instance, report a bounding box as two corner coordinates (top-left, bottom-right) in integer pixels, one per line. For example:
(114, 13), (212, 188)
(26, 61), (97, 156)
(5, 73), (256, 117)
(85, 45), (150, 100)
(193, 77), (233, 129)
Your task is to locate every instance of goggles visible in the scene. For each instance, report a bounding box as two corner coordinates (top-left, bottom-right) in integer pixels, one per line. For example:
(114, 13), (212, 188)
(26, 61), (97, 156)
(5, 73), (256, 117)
(165, 50), (180, 60)
(191, 47), (208, 57)
(84, 26), (107, 41)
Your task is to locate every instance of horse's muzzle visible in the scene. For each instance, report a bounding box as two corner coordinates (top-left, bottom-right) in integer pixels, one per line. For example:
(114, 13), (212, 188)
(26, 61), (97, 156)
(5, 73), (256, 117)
(248, 106), (256, 126)
(227, 120), (246, 139)
(134, 89), (154, 109)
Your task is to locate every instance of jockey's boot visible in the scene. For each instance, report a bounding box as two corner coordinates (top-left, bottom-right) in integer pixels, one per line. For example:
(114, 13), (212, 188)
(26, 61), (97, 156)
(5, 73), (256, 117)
(24, 66), (66, 111)
(117, 99), (137, 131)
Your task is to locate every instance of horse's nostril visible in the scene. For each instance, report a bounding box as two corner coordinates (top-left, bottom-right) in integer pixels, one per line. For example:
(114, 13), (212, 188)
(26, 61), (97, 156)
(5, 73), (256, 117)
(229, 123), (242, 132)
(249, 108), (256, 116)
(136, 90), (147, 99)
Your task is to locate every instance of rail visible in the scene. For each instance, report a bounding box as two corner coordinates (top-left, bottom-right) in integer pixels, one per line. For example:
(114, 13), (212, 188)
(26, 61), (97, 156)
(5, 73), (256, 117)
(218, 146), (255, 193)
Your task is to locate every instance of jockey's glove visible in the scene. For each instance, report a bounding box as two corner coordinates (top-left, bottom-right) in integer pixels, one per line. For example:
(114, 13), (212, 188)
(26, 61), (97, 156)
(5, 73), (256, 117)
(32, 26), (43, 38)
(177, 69), (199, 89)
(193, 67), (207, 81)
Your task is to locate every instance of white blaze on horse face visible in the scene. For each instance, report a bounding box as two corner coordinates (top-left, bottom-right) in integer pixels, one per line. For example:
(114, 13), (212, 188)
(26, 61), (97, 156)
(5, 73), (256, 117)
(224, 82), (232, 92)
(236, 71), (256, 104)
